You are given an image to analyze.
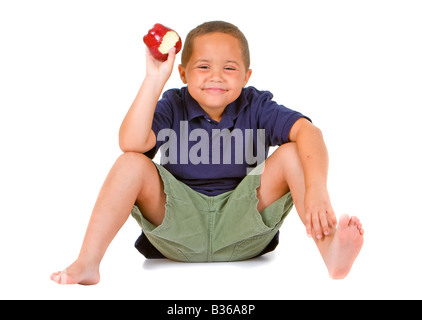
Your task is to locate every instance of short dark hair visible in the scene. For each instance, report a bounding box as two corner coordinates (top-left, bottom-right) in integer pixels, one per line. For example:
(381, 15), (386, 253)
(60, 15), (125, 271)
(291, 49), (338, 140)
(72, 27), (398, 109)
(181, 21), (250, 70)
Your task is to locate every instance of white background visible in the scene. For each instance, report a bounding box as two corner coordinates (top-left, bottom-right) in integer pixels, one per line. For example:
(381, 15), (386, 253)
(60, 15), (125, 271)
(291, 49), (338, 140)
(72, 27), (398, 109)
(1, 0), (421, 299)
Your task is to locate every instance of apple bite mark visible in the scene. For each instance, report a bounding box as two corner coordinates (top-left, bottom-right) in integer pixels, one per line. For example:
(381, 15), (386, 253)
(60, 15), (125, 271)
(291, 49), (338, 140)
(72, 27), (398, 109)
(158, 31), (180, 54)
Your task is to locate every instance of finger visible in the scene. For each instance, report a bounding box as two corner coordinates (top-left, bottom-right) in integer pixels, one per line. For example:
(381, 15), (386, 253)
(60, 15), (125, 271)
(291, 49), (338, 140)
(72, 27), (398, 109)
(319, 210), (329, 236)
(168, 46), (176, 56)
(145, 47), (158, 69)
(312, 211), (322, 239)
(145, 47), (153, 60)
(166, 47), (177, 63)
(305, 212), (312, 238)
(327, 207), (337, 226)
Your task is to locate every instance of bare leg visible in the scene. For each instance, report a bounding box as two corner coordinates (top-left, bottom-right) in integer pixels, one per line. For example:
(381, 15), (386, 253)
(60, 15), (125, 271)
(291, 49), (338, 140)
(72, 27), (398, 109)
(51, 152), (166, 285)
(257, 143), (364, 279)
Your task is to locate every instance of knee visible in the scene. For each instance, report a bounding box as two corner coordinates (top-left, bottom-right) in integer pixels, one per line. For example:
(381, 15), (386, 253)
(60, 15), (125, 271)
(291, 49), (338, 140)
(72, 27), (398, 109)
(115, 152), (152, 173)
(272, 142), (300, 166)
(280, 142), (298, 155)
(267, 143), (303, 180)
(117, 151), (149, 162)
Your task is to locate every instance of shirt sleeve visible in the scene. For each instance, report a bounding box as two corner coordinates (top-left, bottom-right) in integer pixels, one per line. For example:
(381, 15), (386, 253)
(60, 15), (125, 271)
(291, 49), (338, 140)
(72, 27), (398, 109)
(252, 89), (311, 146)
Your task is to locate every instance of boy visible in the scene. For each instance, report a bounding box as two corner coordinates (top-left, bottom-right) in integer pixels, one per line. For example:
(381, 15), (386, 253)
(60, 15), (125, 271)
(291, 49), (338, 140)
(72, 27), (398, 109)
(51, 21), (363, 285)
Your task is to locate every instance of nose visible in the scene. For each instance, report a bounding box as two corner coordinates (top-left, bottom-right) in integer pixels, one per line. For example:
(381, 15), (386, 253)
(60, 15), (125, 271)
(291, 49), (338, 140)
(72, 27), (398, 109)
(209, 68), (223, 82)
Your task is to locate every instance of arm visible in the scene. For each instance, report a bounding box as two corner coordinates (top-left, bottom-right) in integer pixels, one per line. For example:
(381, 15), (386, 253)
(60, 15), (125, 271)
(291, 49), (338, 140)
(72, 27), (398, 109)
(119, 48), (176, 153)
(289, 118), (337, 239)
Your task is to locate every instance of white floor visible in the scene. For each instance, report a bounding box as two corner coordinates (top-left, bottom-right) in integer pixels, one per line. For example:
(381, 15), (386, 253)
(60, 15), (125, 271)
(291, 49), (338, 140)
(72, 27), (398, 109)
(1, 0), (422, 300)
(1, 191), (421, 300)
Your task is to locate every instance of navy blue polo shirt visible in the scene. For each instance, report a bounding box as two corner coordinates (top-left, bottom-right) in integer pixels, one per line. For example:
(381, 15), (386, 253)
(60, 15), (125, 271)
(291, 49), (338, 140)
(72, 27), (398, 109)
(144, 86), (310, 196)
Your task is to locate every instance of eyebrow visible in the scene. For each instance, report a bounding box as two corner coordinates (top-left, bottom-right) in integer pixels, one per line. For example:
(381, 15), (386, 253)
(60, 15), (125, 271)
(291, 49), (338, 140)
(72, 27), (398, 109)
(226, 60), (241, 66)
(193, 59), (210, 64)
(193, 59), (241, 66)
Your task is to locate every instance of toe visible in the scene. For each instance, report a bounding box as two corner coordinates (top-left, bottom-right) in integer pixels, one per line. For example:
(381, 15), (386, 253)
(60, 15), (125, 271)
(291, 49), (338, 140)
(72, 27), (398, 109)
(349, 216), (358, 226)
(338, 214), (350, 229)
(50, 270), (72, 284)
(50, 272), (61, 283)
(60, 273), (69, 284)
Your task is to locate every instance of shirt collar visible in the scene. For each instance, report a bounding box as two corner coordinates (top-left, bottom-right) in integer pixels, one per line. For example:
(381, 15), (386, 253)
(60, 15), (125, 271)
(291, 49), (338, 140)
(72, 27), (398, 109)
(184, 87), (207, 121)
(225, 88), (249, 119)
(183, 86), (249, 122)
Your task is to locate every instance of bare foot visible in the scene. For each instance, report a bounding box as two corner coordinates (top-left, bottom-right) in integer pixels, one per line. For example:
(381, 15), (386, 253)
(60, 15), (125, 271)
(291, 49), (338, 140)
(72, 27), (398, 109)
(50, 260), (100, 285)
(323, 214), (364, 279)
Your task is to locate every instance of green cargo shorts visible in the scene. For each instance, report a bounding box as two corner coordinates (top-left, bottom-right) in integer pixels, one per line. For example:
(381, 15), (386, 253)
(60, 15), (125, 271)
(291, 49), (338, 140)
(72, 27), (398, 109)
(131, 162), (293, 262)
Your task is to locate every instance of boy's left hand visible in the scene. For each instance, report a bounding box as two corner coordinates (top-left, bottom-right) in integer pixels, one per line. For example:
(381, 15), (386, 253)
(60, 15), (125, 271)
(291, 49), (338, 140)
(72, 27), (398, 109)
(304, 186), (337, 239)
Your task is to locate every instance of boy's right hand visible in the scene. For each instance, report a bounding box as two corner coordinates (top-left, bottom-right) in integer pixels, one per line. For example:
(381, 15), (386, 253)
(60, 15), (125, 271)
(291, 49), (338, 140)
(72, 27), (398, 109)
(145, 47), (177, 82)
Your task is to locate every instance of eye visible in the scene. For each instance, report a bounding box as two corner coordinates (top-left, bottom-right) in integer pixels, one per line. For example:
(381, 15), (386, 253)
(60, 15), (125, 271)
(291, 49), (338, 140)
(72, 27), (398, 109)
(198, 65), (210, 70)
(224, 66), (236, 71)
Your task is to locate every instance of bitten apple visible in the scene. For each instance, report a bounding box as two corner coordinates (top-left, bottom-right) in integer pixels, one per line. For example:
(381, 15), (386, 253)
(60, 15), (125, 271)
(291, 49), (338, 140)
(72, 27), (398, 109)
(143, 23), (182, 61)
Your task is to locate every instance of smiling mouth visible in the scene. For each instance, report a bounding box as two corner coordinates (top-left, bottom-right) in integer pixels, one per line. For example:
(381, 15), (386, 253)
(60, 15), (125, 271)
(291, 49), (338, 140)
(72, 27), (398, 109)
(203, 87), (227, 93)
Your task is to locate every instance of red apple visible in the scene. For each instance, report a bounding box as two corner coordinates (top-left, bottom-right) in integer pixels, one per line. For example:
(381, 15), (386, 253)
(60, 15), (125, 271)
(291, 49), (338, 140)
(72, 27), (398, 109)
(143, 23), (182, 61)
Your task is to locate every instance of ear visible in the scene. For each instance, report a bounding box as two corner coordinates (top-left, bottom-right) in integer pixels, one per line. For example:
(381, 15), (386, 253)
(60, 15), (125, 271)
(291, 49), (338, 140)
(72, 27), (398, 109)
(178, 64), (187, 84)
(243, 69), (252, 87)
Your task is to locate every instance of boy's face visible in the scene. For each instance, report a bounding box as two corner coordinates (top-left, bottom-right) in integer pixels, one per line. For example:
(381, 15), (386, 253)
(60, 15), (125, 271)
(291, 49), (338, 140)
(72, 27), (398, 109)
(178, 33), (252, 121)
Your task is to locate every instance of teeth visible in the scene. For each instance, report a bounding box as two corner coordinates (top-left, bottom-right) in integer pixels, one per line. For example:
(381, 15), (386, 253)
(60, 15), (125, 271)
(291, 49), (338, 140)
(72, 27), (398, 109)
(158, 31), (179, 54)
